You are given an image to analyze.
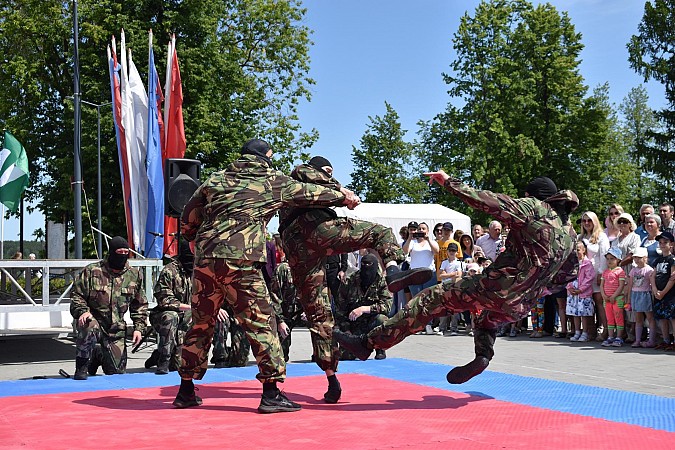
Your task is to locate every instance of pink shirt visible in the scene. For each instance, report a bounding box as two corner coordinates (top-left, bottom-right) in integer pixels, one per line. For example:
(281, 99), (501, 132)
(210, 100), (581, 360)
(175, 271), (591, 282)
(629, 265), (654, 293)
(568, 257), (594, 298)
(602, 267), (626, 298)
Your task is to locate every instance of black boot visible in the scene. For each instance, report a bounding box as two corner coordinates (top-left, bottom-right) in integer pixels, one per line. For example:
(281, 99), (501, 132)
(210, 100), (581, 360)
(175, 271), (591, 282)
(446, 357), (489, 384)
(374, 349), (386, 360)
(333, 330), (373, 361)
(73, 357), (89, 380)
(323, 374), (342, 404)
(144, 349), (159, 369)
(88, 346), (101, 376)
(172, 379), (203, 408)
(386, 266), (433, 293)
(155, 359), (170, 375)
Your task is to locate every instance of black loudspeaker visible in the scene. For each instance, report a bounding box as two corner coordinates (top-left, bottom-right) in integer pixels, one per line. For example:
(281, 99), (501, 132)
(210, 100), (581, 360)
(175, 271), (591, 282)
(164, 158), (201, 218)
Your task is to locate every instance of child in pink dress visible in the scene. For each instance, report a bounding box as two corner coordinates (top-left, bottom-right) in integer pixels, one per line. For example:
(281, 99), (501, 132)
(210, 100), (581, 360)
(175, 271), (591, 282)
(626, 247), (656, 348)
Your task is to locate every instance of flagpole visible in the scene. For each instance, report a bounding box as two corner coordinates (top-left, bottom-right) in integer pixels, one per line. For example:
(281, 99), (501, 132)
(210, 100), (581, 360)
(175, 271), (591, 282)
(1, 204), (4, 259)
(72, 0), (83, 258)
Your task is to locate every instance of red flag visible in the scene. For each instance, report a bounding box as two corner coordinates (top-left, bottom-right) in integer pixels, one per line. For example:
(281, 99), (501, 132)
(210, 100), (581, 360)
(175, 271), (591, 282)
(163, 35), (186, 256)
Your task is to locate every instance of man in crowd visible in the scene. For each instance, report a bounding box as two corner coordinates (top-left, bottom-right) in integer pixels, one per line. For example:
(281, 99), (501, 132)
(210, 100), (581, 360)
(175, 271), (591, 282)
(472, 224), (484, 242)
(173, 139), (360, 413)
(279, 156), (433, 404)
(145, 240), (194, 374)
(335, 254), (392, 360)
(635, 204), (654, 241)
(476, 220), (503, 261)
(335, 172), (579, 385)
(659, 203), (675, 234)
(70, 236), (147, 380)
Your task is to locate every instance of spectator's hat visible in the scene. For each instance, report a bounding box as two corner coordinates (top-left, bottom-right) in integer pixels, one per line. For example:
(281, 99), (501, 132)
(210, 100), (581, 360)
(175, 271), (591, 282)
(442, 222), (454, 230)
(448, 242), (459, 252)
(614, 212), (636, 230)
(633, 247), (648, 258)
(466, 262), (480, 273)
(656, 231), (675, 242)
(605, 247), (622, 260)
(408, 221), (419, 229)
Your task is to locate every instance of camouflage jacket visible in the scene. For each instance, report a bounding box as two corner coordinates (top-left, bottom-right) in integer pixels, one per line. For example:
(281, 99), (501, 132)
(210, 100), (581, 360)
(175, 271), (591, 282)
(70, 259), (148, 333)
(153, 259), (192, 312)
(269, 262), (302, 324)
(444, 178), (579, 314)
(181, 155), (346, 262)
(278, 163), (342, 232)
(335, 272), (392, 330)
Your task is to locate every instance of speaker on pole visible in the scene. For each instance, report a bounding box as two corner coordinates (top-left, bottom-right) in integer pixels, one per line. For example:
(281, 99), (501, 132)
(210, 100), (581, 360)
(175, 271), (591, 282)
(164, 158), (201, 218)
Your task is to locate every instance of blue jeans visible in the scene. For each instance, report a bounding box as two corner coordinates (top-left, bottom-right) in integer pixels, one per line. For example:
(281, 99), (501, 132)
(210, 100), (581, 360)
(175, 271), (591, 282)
(409, 271), (437, 297)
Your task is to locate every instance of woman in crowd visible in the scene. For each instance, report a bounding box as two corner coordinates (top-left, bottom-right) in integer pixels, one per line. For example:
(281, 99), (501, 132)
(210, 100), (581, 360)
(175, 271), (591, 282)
(459, 234), (484, 262)
(604, 204), (624, 244)
(579, 211), (610, 341)
(640, 213), (661, 267)
(403, 221), (439, 335)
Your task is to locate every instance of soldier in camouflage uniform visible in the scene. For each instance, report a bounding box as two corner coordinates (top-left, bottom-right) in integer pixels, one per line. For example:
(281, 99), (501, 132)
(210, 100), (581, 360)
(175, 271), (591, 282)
(70, 236), (147, 380)
(173, 139), (360, 413)
(269, 260), (304, 362)
(211, 303), (251, 368)
(145, 240), (194, 374)
(336, 171), (579, 384)
(335, 254), (391, 360)
(279, 156), (432, 404)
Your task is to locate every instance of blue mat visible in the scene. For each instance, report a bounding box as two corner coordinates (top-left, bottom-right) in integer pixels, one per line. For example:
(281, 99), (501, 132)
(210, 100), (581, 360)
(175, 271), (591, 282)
(1, 358), (674, 432)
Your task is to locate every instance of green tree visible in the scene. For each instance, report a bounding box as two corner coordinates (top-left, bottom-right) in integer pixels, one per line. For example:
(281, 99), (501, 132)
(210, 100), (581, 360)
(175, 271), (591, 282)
(418, 0), (630, 221)
(0, 0), (315, 257)
(348, 102), (425, 204)
(627, 0), (675, 202)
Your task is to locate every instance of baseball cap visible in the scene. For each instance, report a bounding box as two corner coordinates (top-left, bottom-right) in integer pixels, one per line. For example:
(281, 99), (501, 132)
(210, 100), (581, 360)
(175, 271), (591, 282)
(442, 222), (454, 230)
(408, 221), (419, 229)
(605, 247), (622, 260)
(632, 247), (648, 258)
(657, 231), (675, 242)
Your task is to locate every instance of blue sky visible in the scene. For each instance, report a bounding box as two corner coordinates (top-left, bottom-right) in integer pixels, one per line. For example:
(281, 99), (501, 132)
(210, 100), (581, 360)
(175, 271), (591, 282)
(3, 0), (665, 241)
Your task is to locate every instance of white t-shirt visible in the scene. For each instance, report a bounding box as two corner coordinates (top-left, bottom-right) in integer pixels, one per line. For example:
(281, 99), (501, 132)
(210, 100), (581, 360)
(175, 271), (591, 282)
(440, 259), (463, 276)
(409, 240), (435, 270)
(583, 233), (609, 293)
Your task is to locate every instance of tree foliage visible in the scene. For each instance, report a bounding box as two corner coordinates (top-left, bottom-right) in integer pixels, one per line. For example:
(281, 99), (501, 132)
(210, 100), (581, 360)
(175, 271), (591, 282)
(0, 0), (315, 256)
(347, 102), (426, 204)
(417, 0), (635, 222)
(627, 0), (675, 202)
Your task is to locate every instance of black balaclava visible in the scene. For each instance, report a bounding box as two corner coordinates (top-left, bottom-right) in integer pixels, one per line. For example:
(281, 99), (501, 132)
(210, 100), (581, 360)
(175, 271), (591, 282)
(241, 139), (273, 166)
(308, 156), (333, 176)
(525, 177), (557, 201)
(178, 239), (194, 275)
(360, 254), (379, 291)
(108, 236), (129, 271)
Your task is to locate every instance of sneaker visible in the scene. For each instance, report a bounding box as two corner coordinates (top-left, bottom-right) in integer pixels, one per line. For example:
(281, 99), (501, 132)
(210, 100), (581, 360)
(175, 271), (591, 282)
(449, 331), (459, 336)
(425, 325), (434, 335)
(333, 330), (373, 361)
(258, 391), (301, 413)
(640, 341), (656, 348)
(468, 331), (474, 336)
(386, 267), (433, 293)
(577, 334), (589, 342)
(374, 349), (386, 360)
(496, 331), (505, 337)
(569, 334), (580, 342)
(509, 329), (517, 337)
(601, 337), (615, 347)
(611, 338), (624, 347)
(529, 331), (543, 338)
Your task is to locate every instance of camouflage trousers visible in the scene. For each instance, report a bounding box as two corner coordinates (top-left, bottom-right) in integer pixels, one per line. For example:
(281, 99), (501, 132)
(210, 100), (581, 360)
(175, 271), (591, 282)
(212, 314), (251, 367)
(339, 313), (388, 359)
(366, 280), (529, 360)
(75, 318), (127, 374)
(283, 217), (405, 372)
(149, 310), (192, 370)
(179, 258), (285, 383)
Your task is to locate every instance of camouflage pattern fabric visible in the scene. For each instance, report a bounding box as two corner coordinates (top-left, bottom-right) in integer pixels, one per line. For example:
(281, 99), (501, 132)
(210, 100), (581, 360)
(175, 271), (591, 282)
(269, 262), (304, 361)
(366, 179), (579, 360)
(75, 317), (127, 374)
(281, 163), (405, 372)
(335, 271), (392, 334)
(179, 154), (349, 383)
(150, 259), (193, 368)
(70, 259), (147, 373)
(212, 304), (251, 367)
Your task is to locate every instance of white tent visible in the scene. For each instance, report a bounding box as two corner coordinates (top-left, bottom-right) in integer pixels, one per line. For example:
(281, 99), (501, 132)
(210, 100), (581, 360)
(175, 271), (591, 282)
(333, 203), (472, 236)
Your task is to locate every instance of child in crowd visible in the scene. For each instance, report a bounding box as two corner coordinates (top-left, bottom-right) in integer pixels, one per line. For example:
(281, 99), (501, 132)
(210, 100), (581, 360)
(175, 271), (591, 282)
(439, 243), (464, 335)
(600, 247), (627, 347)
(626, 246), (656, 348)
(650, 231), (675, 350)
(567, 241), (595, 342)
(529, 297), (546, 338)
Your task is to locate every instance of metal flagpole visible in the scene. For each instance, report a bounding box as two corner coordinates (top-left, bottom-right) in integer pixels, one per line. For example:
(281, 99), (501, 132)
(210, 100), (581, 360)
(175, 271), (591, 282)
(72, 0), (83, 259)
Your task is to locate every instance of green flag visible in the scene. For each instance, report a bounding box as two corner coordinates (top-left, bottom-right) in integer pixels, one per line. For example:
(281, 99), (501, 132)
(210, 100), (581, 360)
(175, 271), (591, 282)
(0, 130), (29, 212)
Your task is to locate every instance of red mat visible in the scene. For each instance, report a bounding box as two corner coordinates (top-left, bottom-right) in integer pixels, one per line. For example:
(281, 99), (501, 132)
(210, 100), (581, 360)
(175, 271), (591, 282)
(0, 374), (672, 449)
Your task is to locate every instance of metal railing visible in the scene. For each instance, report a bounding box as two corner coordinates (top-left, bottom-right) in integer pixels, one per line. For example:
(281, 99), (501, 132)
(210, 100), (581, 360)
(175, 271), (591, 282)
(0, 259), (164, 313)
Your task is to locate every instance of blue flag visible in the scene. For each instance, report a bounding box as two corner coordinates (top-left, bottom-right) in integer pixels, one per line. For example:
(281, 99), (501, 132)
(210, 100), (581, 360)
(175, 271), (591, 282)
(145, 41), (165, 258)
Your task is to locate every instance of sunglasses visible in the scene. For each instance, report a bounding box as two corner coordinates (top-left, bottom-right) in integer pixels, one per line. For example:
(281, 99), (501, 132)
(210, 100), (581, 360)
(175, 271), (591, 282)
(609, 211), (620, 216)
(617, 219), (630, 225)
(581, 219), (592, 223)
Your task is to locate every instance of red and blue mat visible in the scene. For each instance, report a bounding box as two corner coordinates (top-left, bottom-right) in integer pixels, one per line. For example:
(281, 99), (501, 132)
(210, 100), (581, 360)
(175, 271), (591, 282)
(1, 358), (673, 449)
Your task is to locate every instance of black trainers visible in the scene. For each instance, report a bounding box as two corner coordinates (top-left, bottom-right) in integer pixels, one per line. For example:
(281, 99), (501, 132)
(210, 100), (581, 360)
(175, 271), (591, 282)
(258, 391), (302, 414)
(386, 267), (433, 293)
(374, 349), (386, 360)
(172, 387), (203, 408)
(155, 361), (169, 375)
(333, 330), (372, 361)
(446, 356), (489, 384)
(323, 385), (342, 404)
(144, 349), (159, 369)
